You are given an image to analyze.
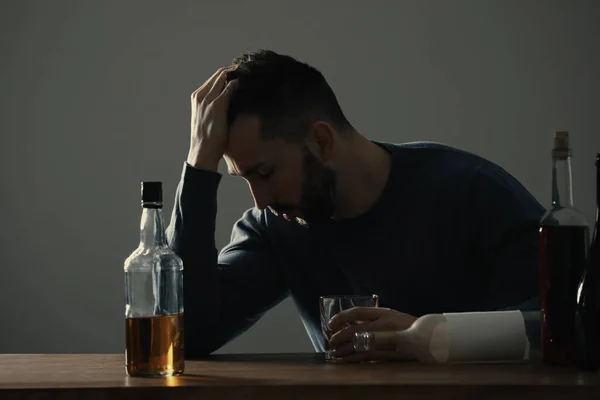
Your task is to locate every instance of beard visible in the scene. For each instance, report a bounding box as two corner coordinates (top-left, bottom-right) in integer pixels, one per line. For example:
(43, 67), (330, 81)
(294, 146), (336, 226)
(268, 146), (336, 227)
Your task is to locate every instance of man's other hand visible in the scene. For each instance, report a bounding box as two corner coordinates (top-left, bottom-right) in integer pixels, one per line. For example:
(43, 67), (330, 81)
(327, 306), (417, 362)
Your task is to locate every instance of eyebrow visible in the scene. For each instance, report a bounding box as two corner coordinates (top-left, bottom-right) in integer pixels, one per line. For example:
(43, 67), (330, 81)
(228, 162), (266, 177)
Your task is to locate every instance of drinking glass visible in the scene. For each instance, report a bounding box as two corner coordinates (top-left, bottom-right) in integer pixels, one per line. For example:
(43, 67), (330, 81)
(319, 294), (379, 362)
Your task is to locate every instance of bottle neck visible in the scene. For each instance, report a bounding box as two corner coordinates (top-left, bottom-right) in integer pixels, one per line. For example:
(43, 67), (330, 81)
(552, 156), (575, 208)
(140, 206), (167, 248)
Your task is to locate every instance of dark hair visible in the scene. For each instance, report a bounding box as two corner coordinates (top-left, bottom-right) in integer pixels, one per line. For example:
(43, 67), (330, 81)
(226, 50), (352, 142)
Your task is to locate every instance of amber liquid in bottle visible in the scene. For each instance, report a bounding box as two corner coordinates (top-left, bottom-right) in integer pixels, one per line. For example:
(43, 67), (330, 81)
(126, 314), (184, 376)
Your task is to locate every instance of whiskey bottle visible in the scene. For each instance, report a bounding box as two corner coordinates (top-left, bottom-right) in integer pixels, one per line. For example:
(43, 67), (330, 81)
(124, 182), (184, 377)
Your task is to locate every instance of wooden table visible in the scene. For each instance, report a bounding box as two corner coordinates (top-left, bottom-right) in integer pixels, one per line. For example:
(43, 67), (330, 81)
(1, 353), (599, 399)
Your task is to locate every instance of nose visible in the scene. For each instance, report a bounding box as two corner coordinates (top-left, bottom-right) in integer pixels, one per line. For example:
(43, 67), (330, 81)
(248, 182), (271, 211)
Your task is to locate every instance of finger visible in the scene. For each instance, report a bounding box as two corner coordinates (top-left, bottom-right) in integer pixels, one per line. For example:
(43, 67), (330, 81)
(329, 307), (385, 332)
(331, 341), (355, 358)
(203, 69), (230, 104)
(191, 65), (234, 102)
(212, 78), (238, 106)
(329, 320), (379, 348)
(191, 67), (225, 98)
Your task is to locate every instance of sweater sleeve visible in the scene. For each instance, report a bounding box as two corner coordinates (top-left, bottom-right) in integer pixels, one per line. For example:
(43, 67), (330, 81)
(166, 162), (288, 358)
(467, 164), (546, 312)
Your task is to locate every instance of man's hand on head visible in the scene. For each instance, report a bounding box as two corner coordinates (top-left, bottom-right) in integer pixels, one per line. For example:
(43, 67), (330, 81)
(187, 66), (238, 172)
(327, 306), (418, 363)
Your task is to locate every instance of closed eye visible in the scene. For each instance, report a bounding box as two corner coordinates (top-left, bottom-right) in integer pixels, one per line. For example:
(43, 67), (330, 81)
(258, 169), (274, 179)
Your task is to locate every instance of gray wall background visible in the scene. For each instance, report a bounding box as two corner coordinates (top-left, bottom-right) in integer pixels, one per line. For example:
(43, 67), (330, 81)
(1, 0), (598, 354)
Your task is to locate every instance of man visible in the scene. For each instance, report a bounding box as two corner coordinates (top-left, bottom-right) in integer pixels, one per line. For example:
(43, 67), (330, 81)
(166, 50), (545, 362)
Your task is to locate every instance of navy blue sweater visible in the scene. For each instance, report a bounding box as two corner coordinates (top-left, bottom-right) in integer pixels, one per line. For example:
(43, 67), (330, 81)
(166, 141), (545, 357)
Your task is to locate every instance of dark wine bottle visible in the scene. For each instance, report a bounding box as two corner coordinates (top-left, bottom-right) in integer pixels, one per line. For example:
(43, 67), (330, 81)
(539, 131), (590, 365)
(575, 153), (600, 370)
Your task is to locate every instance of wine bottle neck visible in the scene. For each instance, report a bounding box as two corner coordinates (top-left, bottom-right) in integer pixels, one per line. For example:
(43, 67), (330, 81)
(140, 207), (167, 248)
(552, 157), (575, 208)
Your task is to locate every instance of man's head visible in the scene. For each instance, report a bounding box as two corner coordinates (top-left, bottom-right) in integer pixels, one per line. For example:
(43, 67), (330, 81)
(223, 50), (353, 226)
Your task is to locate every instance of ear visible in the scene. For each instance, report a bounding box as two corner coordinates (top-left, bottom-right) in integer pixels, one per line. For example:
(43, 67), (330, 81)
(306, 121), (335, 162)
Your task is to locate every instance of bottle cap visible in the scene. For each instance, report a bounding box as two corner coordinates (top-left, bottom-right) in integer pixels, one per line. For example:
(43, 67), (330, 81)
(554, 131), (569, 150)
(552, 131), (572, 160)
(141, 181), (162, 208)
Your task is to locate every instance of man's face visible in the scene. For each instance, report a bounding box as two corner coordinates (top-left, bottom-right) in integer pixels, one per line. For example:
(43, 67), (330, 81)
(224, 115), (335, 226)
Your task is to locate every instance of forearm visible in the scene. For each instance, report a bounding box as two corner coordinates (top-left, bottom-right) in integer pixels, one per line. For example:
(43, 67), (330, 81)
(166, 162), (228, 357)
(166, 163), (288, 357)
